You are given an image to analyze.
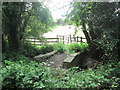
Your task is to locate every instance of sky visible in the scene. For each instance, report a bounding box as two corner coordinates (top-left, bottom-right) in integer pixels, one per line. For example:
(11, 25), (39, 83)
(40, 0), (120, 21)
(42, 0), (72, 21)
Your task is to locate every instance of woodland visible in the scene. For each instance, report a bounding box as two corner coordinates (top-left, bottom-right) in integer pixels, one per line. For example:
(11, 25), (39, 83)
(1, 2), (120, 89)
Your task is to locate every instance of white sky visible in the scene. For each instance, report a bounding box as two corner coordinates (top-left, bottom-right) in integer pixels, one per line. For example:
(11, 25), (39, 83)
(41, 0), (120, 21)
(42, 0), (72, 21)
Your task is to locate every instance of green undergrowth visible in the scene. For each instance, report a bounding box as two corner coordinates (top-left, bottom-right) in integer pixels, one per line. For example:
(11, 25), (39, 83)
(52, 42), (66, 53)
(35, 44), (54, 54)
(34, 42), (88, 54)
(2, 43), (54, 61)
(34, 42), (66, 54)
(2, 52), (30, 62)
(66, 43), (88, 54)
(1, 60), (120, 89)
(2, 42), (88, 62)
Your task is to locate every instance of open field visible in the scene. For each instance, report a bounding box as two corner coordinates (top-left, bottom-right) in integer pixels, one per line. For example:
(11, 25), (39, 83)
(43, 25), (85, 38)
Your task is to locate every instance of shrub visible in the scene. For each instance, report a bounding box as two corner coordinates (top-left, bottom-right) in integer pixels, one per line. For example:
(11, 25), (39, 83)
(1, 60), (120, 89)
(79, 43), (88, 51)
(3, 43), (55, 62)
(19, 43), (39, 58)
(20, 43), (54, 58)
(2, 52), (29, 62)
(1, 60), (51, 88)
(66, 43), (88, 54)
(53, 42), (66, 53)
(38, 44), (54, 54)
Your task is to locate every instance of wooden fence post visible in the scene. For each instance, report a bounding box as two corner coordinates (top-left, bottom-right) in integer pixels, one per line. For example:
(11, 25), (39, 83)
(69, 35), (71, 43)
(27, 36), (86, 45)
(73, 35), (75, 42)
(80, 37), (82, 43)
(57, 35), (59, 43)
(68, 37), (69, 44)
(77, 36), (78, 42)
(63, 36), (64, 44)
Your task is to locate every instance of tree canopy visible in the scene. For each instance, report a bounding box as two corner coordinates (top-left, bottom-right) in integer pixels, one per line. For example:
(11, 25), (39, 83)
(2, 2), (53, 51)
(67, 2), (119, 61)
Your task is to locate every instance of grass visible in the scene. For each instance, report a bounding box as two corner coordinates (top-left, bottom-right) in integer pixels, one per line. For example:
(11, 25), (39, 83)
(49, 25), (85, 38)
(49, 25), (64, 30)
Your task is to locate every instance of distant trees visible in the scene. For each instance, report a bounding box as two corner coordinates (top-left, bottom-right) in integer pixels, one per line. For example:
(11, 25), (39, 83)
(2, 2), (53, 51)
(56, 18), (64, 25)
(67, 2), (119, 61)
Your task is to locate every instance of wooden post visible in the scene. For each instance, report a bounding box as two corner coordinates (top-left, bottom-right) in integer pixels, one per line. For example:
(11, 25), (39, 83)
(69, 35), (71, 43)
(63, 36), (64, 44)
(60, 36), (61, 42)
(77, 36), (78, 42)
(73, 35), (75, 42)
(57, 35), (59, 43)
(68, 37), (69, 45)
(80, 37), (82, 44)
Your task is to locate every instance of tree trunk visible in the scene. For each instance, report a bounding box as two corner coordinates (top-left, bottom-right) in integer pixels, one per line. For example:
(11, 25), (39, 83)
(81, 19), (102, 60)
(81, 19), (91, 45)
(117, 3), (120, 60)
(88, 20), (96, 40)
(8, 26), (20, 51)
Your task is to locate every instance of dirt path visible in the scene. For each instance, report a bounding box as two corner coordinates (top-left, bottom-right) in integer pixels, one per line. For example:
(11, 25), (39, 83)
(45, 53), (68, 68)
